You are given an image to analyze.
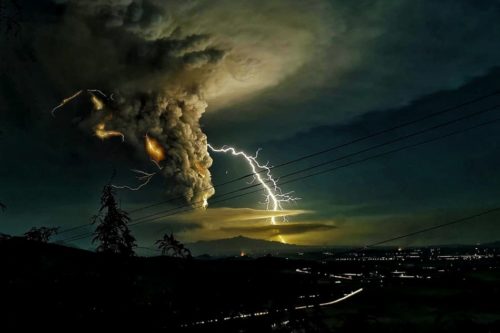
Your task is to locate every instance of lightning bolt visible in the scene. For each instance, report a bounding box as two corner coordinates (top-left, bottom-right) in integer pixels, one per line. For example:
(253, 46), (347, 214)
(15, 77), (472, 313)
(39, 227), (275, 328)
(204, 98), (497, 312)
(112, 159), (163, 191)
(51, 90), (300, 240)
(112, 168), (157, 191)
(51, 90), (83, 116)
(208, 144), (299, 243)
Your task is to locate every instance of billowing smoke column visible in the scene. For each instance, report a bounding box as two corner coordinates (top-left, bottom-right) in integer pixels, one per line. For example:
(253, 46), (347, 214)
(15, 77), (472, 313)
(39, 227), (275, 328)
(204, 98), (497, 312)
(101, 91), (215, 204)
(41, 0), (332, 204)
(44, 1), (229, 204)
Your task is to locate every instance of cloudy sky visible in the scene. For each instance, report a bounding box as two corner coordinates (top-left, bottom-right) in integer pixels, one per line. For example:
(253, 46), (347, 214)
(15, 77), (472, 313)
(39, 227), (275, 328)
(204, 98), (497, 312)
(1, 0), (500, 249)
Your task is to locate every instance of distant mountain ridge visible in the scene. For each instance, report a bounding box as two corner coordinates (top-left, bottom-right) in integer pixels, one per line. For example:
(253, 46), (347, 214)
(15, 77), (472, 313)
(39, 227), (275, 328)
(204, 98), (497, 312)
(185, 236), (500, 257)
(187, 235), (312, 257)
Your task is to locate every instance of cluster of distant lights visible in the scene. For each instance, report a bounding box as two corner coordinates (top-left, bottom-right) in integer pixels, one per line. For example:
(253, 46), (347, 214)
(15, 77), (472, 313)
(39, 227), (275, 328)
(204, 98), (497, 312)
(321, 249), (496, 262)
(180, 247), (496, 328)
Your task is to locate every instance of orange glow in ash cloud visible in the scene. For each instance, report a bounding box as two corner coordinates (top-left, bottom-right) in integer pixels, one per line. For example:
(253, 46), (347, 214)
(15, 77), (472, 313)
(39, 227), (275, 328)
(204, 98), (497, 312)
(145, 134), (166, 162)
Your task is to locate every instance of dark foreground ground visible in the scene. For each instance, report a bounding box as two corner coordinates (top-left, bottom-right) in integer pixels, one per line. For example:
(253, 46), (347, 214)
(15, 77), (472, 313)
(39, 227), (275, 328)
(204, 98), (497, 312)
(1, 238), (500, 332)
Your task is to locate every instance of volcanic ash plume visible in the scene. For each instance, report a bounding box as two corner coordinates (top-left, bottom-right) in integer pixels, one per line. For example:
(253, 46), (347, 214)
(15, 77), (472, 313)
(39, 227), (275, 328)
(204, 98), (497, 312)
(103, 91), (215, 204)
(39, 0), (333, 204)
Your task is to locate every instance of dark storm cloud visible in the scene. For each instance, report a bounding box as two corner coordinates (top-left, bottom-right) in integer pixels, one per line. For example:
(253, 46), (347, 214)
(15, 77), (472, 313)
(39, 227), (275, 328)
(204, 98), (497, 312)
(206, 0), (500, 145)
(9, 0), (335, 204)
(2, 0), (500, 246)
(0, 0), (334, 242)
(235, 67), (500, 245)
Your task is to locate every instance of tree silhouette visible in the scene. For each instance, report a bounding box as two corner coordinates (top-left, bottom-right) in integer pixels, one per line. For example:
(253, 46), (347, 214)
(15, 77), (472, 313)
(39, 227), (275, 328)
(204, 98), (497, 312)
(156, 233), (192, 258)
(24, 226), (59, 243)
(92, 185), (136, 256)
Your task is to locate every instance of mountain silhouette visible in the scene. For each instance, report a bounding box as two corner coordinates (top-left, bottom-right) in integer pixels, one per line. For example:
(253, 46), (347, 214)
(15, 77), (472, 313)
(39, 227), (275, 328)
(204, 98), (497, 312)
(187, 235), (312, 257)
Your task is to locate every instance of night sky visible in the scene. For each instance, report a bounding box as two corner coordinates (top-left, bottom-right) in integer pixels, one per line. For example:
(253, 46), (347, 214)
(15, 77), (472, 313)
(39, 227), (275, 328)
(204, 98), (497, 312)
(1, 0), (500, 249)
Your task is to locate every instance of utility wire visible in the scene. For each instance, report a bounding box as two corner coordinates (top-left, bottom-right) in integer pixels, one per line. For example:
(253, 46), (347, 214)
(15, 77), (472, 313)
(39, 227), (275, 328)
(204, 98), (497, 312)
(148, 206), (500, 256)
(56, 91), (500, 236)
(126, 90), (500, 214)
(340, 206), (500, 254)
(124, 104), (500, 225)
(74, 206), (500, 255)
(61, 113), (500, 243)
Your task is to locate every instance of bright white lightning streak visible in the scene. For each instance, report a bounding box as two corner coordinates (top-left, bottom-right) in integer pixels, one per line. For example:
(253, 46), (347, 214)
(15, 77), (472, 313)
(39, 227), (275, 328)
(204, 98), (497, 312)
(207, 144), (298, 241)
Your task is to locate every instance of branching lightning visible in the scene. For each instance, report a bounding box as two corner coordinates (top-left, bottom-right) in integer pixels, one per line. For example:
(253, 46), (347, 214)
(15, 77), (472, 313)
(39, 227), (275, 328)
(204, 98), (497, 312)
(112, 168), (158, 191)
(111, 136), (167, 192)
(111, 135), (167, 191)
(208, 144), (299, 242)
(51, 90), (300, 236)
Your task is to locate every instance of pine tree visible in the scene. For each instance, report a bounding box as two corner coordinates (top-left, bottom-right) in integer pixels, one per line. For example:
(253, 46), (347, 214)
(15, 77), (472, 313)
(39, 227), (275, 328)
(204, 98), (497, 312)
(92, 185), (136, 256)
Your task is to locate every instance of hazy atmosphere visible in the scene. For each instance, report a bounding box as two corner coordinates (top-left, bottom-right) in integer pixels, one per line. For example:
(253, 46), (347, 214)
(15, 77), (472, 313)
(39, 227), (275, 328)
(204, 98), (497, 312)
(3, 1), (500, 332)
(2, 0), (500, 248)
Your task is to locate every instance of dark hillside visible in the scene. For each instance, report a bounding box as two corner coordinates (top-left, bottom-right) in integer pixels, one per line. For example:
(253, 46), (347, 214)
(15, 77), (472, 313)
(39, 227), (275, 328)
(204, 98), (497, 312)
(0, 238), (325, 330)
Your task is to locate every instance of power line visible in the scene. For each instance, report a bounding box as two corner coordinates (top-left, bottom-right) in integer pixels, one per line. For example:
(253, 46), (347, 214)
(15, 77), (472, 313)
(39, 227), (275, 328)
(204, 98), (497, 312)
(141, 206), (500, 256)
(343, 206), (500, 254)
(61, 109), (500, 242)
(56, 91), (500, 236)
(126, 104), (500, 225)
(127, 90), (500, 214)
(180, 115), (500, 220)
(61, 113), (500, 243)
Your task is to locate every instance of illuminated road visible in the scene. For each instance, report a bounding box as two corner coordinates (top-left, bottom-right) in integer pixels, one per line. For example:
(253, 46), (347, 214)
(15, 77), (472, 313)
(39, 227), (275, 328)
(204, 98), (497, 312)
(294, 288), (363, 309)
(180, 288), (364, 328)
